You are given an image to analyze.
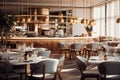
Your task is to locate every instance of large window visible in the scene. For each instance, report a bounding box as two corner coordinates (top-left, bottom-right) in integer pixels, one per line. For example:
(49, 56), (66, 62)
(93, 5), (105, 36)
(93, 0), (120, 37)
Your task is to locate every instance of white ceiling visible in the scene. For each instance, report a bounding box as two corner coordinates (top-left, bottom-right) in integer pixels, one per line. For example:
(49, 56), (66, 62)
(0, 0), (115, 14)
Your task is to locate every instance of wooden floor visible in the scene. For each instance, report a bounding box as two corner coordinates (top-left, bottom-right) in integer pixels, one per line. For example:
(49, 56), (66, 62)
(60, 58), (97, 80)
(51, 54), (97, 80)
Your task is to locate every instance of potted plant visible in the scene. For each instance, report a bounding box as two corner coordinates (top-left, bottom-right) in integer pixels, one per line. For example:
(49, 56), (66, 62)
(0, 10), (16, 47)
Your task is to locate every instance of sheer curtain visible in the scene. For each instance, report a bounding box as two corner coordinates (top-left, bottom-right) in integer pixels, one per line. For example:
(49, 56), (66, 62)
(93, 0), (120, 37)
(93, 5), (105, 36)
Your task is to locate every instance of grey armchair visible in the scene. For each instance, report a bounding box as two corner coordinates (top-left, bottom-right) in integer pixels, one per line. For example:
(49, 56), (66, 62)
(98, 61), (120, 80)
(0, 61), (20, 80)
(75, 56), (100, 80)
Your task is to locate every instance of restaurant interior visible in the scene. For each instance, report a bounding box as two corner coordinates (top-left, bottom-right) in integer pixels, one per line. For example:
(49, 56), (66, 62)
(0, 0), (120, 80)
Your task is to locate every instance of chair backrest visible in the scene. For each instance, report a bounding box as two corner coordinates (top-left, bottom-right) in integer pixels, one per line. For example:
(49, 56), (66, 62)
(117, 44), (120, 47)
(71, 42), (83, 50)
(91, 42), (100, 50)
(44, 59), (58, 73)
(58, 55), (65, 66)
(30, 59), (59, 74)
(32, 48), (47, 56)
(103, 45), (110, 52)
(38, 50), (51, 58)
(0, 61), (12, 74)
(98, 61), (120, 75)
(58, 55), (65, 71)
(33, 48), (47, 52)
(75, 56), (87, 74)
(58, 42), (67, 48)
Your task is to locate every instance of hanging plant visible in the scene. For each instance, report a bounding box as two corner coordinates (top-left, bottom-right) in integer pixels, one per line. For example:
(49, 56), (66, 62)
(0, 9), (16, 46)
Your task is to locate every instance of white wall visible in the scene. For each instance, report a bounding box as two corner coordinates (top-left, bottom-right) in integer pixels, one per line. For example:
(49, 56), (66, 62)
(72, 8), (91, 36)
(72, 24), (87, 36)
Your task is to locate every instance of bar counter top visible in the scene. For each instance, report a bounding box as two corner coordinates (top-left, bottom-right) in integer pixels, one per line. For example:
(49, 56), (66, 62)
(10, 36), (97, 40)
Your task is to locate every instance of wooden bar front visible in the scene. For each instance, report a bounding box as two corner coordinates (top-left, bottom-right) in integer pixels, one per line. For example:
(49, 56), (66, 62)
(8, 37), (95, 54)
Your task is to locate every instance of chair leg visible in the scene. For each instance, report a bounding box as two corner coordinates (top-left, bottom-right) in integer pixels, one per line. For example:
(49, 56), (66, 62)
(79, 51), (81, 56)
(58, 72), (62, 80)
(20, 74), (23, 80)
(71, 52), (74, 59)
(70, 51), (74, 59)
(65, 50), (67, 58)
(80, 76), (85, 80)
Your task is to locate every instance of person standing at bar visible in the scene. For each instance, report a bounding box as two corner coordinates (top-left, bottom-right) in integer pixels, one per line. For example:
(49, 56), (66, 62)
(86, 19), (96, 36)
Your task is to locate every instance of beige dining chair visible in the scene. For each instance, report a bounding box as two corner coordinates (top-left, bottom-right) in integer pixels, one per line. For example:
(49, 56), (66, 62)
(28, 59), (59, 80)
(58, 42), (70, 58)
(85, 42), (102, 59)
(70, 42), (84, 59)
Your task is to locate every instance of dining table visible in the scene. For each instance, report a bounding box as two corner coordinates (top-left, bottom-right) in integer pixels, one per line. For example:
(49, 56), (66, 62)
(88, 56), (120, 64)
(8, 56), (54, 80)
(0, 50), (50, 80)
(0, 47), (53, 80)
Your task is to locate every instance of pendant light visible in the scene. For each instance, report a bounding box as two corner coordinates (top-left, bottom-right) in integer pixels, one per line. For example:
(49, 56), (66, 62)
(21, 0), (25, 23)
(42, 0), (49, 23)
(73, 0), (78, 24)
(27, 0), (31, 23)
(85, 1), (89, 25)
(16, 0), (20, 23)
(81, 0), (86, 24)
(90, 1), (96, 25)
(68, 0), (74, 24)
(58, 0), (64, 23)
(116, 0), (120, 23)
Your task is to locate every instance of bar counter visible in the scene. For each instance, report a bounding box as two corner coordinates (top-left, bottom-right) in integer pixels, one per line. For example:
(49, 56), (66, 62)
(9, 37), (97, 54)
